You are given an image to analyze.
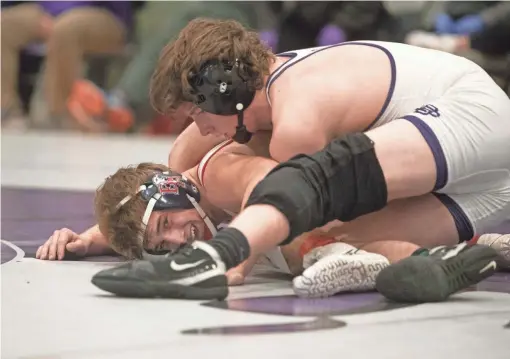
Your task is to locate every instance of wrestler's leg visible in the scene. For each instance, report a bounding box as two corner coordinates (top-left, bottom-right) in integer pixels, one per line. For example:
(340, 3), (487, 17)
(290, 192), (509, 298)
(284, 194), (450, 297)
(277, 67), (510, 299)
(238, 185), (462, 273)
(279, 194), (458, 279)
(325, 193), (459, 263)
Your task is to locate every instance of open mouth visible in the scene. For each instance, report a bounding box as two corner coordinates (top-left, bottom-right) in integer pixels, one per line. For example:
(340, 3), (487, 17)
(144, 224), (201, 257)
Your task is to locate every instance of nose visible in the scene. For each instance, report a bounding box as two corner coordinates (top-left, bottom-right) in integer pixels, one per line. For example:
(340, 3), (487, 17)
(175, 234), (188, 244)
(166, 232), (187, 246)
(195, 121), (212, 136)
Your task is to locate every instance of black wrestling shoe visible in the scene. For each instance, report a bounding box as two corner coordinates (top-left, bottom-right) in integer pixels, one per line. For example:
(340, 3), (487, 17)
(375, 243), (500, 303)
(91, 241), (228, 300)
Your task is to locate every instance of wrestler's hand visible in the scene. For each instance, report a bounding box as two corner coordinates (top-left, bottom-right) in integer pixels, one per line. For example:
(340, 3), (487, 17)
(226, 254), (261, 286)
(226, 268), (246, 286)
(36, 228), (91, 260)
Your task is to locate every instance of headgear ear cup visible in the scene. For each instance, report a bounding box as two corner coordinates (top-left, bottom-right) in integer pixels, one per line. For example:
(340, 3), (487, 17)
(192, 59), (255, 143)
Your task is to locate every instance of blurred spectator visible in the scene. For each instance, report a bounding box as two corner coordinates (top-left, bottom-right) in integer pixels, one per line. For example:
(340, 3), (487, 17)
(1, 1), (133, 129)
(67, 1), (261, 134)
(262, 2), (402, 53)
(406, 1), (510, 55)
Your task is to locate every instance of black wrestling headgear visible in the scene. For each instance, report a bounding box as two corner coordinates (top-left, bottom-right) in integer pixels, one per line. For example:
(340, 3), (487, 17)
(190, 59), (254, 144)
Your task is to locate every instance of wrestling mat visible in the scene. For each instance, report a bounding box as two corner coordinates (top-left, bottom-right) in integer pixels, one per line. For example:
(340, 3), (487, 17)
(2, 132), (509, 359)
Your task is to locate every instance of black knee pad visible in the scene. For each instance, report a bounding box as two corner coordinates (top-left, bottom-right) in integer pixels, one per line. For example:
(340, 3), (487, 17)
(246, 133), (388, 244)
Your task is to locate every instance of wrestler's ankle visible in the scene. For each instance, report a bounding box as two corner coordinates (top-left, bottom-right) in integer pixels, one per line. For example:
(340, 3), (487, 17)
(208, 228), (251, 270)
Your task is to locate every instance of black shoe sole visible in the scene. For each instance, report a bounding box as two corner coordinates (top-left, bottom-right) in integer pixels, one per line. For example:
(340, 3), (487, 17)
(375, 245), (500, 303)
(91, 276), (229, 301)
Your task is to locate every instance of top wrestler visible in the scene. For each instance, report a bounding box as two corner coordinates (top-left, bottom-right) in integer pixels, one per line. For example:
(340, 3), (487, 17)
(93, 18), (509, 303)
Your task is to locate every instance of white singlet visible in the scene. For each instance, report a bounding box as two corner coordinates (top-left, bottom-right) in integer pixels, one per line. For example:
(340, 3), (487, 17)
(265, 41), (510, 239)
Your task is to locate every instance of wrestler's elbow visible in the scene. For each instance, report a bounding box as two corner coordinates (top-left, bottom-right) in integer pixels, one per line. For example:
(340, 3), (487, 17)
(168, 124), (224, 171)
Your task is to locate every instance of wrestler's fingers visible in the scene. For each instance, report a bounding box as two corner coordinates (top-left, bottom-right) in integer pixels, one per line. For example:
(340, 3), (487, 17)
(48, 230), (62, 260)
(36, 244), (43, 259)
(56, 228), (77, 260)
(57, 234), (68, 260)
(38, 237), (52, 260)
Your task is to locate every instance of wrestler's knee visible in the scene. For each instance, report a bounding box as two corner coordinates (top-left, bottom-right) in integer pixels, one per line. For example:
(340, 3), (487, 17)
(246, 133), (388, 244)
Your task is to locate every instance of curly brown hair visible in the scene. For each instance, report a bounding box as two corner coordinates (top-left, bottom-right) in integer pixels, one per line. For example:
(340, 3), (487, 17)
(149, 17), (275, 115)
(94, 163), (170, 259)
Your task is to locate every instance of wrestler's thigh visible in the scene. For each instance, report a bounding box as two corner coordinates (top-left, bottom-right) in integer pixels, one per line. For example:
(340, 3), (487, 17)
(326, 193), (459, 249)
(401, 65), (510, 198)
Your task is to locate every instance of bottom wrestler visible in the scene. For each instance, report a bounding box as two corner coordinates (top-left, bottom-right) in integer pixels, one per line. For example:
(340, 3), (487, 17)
(87, 137), (508, 301)
(38, 137), (392, 298)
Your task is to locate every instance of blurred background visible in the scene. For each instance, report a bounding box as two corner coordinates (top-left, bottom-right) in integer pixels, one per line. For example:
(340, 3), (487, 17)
(1, 0), (509, 137)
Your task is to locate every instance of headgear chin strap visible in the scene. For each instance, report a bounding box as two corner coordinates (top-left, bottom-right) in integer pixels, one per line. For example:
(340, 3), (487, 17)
(191, 59), (254, 144)
(115, 171), (217, 255)
(232, 103), (252, 144)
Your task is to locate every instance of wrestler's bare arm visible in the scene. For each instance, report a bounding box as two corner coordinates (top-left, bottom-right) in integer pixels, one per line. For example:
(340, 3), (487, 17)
(168, 123), (226, 172)
(81, 225), (116, 255)
(37, 224), (114, 260)
(269, 96), (335, 162)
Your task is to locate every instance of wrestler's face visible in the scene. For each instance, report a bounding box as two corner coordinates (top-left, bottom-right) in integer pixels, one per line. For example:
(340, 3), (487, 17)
(181, 103), (236, 137)
(144, 208), (206, 253)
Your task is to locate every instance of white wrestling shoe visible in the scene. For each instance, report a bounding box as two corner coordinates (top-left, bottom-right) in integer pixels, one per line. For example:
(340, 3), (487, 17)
(476, 234), (510, 268)
(293, 242), (390, 298)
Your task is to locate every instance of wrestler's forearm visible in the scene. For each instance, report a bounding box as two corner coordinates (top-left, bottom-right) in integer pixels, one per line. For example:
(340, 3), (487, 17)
(168, 123), (226, 172)
(81, 225), (115, 256)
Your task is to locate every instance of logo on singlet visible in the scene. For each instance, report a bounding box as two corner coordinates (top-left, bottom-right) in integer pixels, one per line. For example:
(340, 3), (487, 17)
(415, 104), (440, 118)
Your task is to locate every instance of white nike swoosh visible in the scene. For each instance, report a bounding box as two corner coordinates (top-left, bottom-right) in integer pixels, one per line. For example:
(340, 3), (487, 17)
(170, 259), (207, 271)
(479, 260), (497, 274)
(441, 242), (467, 260)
